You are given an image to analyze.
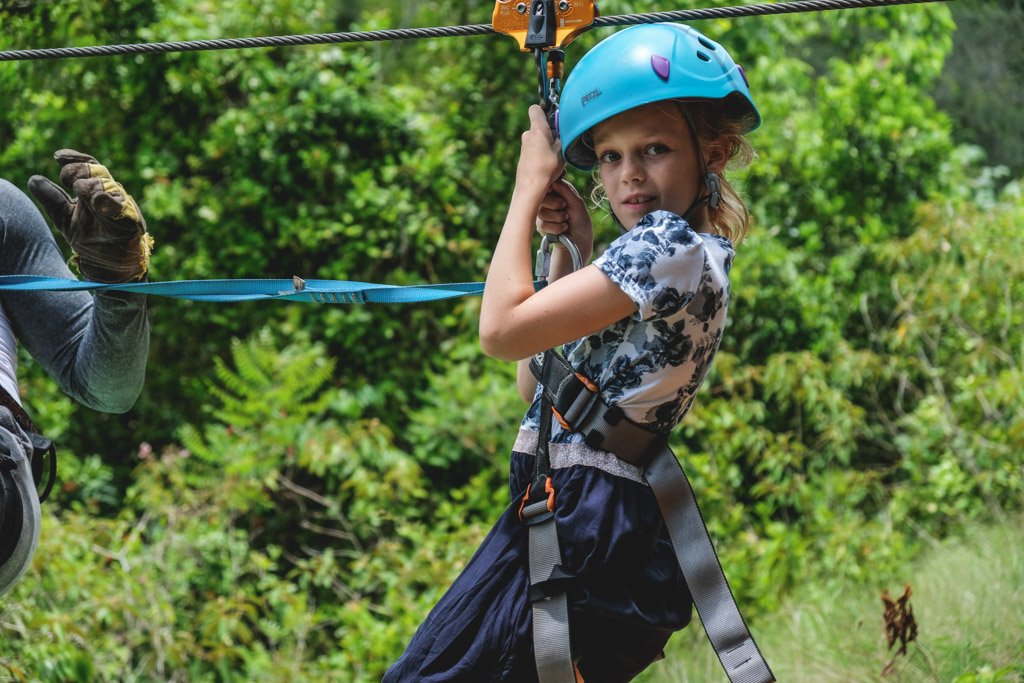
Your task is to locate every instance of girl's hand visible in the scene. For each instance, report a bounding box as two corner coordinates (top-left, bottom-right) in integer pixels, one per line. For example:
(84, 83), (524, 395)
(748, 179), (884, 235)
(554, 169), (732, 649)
(536, 178), (593, 258)
(515, 105), (563, 196)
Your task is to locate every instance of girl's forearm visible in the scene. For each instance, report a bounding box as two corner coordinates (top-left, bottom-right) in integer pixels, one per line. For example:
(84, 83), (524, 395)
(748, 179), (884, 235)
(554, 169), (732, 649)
(516, 357), (538, 403)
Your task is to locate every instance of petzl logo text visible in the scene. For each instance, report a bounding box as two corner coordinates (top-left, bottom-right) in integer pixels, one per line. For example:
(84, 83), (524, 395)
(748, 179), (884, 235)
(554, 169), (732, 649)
(581, 89), (602, 107)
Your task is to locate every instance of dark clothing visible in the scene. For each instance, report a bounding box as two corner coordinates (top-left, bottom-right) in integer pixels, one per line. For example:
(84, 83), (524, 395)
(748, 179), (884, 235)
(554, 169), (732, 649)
(383, 451), (692, 682)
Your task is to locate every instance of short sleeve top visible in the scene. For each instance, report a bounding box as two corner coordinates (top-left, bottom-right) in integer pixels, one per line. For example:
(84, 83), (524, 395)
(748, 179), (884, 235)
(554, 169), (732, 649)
(520, 210), (734, 440)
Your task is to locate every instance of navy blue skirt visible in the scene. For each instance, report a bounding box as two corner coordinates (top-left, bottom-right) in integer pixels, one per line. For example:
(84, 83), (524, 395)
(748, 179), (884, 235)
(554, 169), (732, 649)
(383, 449), (693, 682)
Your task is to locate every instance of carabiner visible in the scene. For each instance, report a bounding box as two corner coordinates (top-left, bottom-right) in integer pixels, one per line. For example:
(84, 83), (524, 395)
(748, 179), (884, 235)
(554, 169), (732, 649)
(535, 233), (583, 282)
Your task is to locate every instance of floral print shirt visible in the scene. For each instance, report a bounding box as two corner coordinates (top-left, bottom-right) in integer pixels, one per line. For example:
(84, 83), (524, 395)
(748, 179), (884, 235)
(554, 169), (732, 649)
(520, 210), (733, 445)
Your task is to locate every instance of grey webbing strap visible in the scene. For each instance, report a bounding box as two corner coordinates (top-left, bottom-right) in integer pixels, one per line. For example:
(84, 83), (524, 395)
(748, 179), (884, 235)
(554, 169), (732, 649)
(646, 445), (774, 683)
(527, 512), (577, 683)
(524, 352), (577, 683)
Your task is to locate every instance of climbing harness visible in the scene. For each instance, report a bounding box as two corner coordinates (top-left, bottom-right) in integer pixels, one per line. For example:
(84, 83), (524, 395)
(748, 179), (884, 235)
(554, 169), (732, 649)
(526, 351), (775, 683)
(0, 386), (57, 597)
(524, 201), (775, 683)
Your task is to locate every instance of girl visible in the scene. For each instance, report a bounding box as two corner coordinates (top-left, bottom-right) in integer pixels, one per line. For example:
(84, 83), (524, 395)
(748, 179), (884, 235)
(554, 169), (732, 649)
(385, 23), (760, 682)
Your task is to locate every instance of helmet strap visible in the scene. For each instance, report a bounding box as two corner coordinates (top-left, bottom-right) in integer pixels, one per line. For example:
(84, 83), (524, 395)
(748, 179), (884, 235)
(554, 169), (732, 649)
(680, 108), (720, 226)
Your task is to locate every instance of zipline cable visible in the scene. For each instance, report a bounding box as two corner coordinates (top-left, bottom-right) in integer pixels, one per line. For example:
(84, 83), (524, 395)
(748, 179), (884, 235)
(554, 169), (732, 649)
(0, 0), (950, 62)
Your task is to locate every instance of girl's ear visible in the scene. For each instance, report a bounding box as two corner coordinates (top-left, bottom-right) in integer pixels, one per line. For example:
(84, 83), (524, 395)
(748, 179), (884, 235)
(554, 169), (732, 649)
(703, 139), (729, 174)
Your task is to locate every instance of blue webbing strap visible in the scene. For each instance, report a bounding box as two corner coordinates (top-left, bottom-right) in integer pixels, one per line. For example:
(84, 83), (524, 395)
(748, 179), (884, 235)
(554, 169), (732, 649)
(0, 275), (490, 304)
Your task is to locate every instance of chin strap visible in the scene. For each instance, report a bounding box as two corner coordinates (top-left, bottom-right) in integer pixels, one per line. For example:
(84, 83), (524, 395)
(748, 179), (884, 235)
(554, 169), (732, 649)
(680, 109), (721, 226)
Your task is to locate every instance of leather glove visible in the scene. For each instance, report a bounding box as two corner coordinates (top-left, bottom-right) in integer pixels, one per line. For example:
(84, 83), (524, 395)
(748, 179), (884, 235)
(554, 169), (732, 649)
(28, 149), (153, 283)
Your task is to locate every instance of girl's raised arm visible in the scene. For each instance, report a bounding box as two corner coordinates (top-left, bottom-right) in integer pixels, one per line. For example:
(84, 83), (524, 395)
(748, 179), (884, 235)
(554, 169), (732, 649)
(480, 106), (634, 362)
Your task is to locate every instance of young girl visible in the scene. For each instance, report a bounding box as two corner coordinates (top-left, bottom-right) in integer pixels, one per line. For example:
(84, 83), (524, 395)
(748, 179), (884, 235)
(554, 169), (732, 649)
(385, 23), (760, 682)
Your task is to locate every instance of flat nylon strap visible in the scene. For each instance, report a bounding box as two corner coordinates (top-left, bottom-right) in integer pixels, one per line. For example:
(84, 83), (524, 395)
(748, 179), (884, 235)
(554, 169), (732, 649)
(646, 445), (774, 683)
(0, 275), (489, 304)
(528, 516), (577, 683)
(525, 352), (576, 683)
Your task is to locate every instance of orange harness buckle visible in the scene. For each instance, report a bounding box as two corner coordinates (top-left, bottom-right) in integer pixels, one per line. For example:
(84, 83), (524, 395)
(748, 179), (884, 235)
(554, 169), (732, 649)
(551, 371), (600, 431)
(518, 476), (556, 523)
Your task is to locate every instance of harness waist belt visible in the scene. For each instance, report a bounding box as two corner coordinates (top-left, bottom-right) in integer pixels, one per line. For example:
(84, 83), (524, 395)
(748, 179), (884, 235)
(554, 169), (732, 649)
(528, 354), (666, 465)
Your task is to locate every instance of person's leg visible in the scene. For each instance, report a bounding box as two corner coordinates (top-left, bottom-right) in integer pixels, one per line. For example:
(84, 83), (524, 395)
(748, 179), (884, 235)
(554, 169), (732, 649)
(384, 501), (536, 683)
(0, 179), (148, 412)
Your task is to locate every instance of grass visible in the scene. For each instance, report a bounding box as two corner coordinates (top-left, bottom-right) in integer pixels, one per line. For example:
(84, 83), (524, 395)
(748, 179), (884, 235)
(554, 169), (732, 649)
(638, 515), (1024, 682)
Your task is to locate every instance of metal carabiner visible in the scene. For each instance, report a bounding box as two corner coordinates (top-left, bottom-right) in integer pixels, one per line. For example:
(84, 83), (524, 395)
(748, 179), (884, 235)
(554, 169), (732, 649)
(535, 233), (583, 282)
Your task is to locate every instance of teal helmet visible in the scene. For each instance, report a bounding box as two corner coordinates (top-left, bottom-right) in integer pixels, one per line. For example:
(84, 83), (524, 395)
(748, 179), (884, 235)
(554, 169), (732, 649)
(559, 23), (760, 170)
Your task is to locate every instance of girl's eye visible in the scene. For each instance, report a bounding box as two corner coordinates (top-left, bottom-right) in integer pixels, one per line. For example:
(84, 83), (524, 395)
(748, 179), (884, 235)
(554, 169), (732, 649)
(597, 150), (620, 164)
(645, 143), (669, 156)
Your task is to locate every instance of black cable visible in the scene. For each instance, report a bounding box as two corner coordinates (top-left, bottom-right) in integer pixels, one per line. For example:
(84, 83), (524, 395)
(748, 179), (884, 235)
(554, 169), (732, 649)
(0, 0), (950, 62)
(593, 0), (948, 26)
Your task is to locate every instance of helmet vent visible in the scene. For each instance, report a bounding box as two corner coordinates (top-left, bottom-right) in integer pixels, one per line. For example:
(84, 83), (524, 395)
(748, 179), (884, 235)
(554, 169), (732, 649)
(698, 36), (717, 51)
(696, 50), (711, 62)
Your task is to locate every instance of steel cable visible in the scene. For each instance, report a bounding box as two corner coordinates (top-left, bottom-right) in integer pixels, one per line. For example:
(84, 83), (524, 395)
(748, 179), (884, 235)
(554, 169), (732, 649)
(0, 0), (950, 62)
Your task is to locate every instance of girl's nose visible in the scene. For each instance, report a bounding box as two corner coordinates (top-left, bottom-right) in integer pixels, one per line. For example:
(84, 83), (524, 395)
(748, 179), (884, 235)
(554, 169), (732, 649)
(621, 155), (645, 183)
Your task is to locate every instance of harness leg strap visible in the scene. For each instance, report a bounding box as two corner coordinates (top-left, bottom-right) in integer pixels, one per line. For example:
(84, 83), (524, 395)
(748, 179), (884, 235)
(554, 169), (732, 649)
(645, 445), (775, 683)
(528, 515), (577, 683)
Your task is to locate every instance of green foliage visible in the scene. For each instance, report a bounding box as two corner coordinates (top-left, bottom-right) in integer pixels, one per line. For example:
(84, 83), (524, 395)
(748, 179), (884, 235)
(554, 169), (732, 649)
(2, 330), (514, 681)
(2, 0), (515, 455)
(0, 0), (1022, 679)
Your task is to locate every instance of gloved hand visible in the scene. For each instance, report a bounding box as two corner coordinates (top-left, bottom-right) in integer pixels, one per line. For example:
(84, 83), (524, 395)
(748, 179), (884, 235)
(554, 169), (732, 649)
(28, 149), (153, 283)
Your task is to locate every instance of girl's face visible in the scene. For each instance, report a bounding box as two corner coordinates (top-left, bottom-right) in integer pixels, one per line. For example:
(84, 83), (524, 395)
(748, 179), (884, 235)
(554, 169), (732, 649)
(592, 102), (702, 230)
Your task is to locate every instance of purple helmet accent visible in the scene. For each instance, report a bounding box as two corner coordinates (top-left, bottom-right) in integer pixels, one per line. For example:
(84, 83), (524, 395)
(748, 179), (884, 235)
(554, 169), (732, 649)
(652, 55), (671, 81)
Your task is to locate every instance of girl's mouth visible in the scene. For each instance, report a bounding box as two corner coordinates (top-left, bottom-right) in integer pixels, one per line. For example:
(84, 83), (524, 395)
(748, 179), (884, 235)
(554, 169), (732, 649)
(623, 193), (656, 208)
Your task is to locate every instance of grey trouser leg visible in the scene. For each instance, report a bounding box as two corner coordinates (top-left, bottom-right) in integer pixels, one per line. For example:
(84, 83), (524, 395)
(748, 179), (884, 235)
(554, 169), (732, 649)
(0, 178), (149, 413)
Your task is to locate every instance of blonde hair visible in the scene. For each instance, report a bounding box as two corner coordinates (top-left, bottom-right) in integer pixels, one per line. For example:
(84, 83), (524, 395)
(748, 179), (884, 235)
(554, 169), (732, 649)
(588, 99), (755, 243)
